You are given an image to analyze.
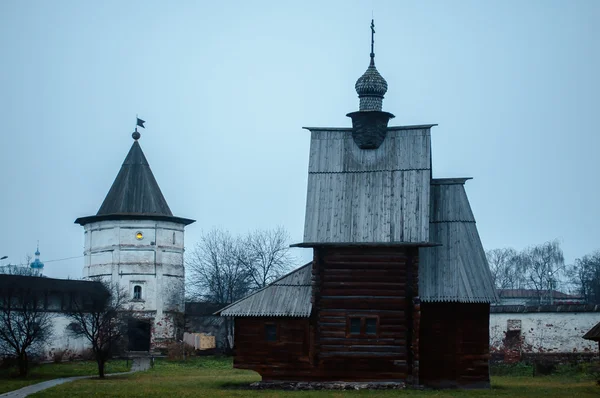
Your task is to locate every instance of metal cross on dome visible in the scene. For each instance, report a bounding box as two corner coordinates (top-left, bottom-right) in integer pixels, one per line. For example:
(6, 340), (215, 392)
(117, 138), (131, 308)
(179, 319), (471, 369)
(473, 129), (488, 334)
(370, 19), (375, 60)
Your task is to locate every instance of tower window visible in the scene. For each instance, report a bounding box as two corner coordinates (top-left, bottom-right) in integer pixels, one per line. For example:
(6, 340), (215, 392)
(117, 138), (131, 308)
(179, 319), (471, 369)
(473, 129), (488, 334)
(172, 232), (176, 245)
(133, 285), (142, 300)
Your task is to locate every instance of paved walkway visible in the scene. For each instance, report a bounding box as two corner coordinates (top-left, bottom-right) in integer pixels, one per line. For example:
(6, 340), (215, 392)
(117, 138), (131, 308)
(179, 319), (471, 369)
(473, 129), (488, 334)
(0, 358), (152, 398)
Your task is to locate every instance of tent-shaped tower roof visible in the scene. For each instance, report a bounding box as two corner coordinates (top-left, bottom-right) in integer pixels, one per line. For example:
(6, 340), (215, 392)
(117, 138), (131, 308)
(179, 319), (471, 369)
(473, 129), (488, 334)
(75, 131), (194, 226)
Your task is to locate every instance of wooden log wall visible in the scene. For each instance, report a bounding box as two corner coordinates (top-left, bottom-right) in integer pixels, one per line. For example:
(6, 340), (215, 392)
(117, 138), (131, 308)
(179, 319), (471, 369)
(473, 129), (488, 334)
(419, 302), (491, 388)
(233, 317), (312, 380)
(311, 246), (419, 381)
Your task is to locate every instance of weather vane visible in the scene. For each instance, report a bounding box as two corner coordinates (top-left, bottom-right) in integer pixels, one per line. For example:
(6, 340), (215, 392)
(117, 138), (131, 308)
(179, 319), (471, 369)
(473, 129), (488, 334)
(133, 115), (145, 140)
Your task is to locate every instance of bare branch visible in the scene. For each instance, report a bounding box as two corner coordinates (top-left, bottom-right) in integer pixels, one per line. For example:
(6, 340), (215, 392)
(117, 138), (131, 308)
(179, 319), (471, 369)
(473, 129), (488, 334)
(0, 282), (54, 376)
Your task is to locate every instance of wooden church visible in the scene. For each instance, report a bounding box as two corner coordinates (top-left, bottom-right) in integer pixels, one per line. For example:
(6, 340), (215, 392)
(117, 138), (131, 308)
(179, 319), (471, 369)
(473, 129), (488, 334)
(217, 22), (497, 388)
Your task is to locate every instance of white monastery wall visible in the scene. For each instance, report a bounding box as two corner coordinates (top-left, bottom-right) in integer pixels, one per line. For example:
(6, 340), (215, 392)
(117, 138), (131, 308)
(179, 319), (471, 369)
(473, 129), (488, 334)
(45, 314), (90, 360)
(490, 312), (600, 353)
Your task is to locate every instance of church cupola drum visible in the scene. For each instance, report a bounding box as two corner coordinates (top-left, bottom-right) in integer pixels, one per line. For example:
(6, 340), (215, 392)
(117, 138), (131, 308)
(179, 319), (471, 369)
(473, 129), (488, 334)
(75, 123), (195, 351)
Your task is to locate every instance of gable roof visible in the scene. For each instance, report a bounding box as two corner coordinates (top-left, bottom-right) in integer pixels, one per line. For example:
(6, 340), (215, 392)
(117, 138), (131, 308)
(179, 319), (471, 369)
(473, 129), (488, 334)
(75, 140), (194, 226)
(216, 263), (312, 317)
(419, 178), (498, 303)
(583, 321), (600, 341)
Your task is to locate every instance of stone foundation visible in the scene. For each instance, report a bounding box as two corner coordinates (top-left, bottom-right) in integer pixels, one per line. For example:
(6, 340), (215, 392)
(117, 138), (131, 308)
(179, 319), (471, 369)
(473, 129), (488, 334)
(249, 381), (407, 391)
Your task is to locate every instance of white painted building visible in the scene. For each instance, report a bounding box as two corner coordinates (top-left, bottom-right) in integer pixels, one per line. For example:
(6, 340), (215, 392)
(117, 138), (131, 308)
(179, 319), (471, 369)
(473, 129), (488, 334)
(75, 130), (195, 350)
(490, 305), (600, 356)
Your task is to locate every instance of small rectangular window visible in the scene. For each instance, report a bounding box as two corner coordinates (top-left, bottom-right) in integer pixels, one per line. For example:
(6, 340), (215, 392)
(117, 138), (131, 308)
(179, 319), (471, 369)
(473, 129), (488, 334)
(265, 324), (277, 342)
(347, 315), (379, 337)
(350, 318), (361, 335)
(365, 318), (377, 335)
(133, 285), (142, 300)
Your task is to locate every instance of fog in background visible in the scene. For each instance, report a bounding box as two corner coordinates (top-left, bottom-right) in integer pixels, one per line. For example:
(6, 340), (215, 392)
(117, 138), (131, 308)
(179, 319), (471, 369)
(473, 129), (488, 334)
(1, 0), (598, 279)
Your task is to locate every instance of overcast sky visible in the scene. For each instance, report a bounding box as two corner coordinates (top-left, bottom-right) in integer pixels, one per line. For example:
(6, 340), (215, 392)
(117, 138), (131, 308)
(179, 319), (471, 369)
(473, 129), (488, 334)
(1, 0), (598, 279)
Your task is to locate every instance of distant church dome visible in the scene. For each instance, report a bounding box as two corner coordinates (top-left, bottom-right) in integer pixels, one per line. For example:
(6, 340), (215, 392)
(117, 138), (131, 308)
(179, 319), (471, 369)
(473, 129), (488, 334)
(30, 244), (44, 272)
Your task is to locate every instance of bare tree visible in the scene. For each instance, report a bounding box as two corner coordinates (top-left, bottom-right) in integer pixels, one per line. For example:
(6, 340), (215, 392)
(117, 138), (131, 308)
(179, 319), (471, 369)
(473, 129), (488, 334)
(240, 226), (294, 289)
(186, 229), (251, 304)
(66, 281), (127, 378)
(486, 247), (522, 289)
(0, 279), (54, 376)
(0, 255), (36, 276)
(515, 240), (565, 304)
(568, 251), (600, 304)
(186, 227), (294, 352)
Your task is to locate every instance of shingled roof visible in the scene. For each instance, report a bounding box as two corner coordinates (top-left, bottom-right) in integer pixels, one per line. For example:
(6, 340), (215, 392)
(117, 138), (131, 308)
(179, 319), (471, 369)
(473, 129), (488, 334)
(419, 178), (498, 303)
(216, 263), (312, 317)
(583, 321), (600, 342)
(75, 138), (194, 226)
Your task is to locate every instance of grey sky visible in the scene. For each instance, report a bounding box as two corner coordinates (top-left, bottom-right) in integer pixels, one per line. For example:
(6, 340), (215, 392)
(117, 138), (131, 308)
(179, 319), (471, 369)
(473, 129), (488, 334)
(1, 0), (598, 279)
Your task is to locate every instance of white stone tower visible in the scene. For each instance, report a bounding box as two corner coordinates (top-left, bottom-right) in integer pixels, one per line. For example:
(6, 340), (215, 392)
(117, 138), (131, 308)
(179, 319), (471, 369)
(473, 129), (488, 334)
(75, 129), (195, 350)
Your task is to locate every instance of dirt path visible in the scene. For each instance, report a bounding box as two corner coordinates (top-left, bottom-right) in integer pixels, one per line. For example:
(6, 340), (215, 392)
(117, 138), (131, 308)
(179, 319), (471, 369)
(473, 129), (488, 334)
(0, 358), (151, 398)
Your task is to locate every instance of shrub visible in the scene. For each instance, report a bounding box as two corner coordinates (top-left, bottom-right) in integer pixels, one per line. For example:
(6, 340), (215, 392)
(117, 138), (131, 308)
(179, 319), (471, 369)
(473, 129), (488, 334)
(80, 348), (95, 361)
(490, 362), (533, 377)
(52, 349), (69, 364)
(166, 342), (195, 361)
(587, 361), (600, 386)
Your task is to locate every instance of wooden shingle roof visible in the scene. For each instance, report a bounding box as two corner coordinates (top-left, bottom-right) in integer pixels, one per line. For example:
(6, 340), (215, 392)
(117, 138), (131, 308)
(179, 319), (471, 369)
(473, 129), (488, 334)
(583, 321), (600, 342)
(419, 179), (498, 303)
(216, 263), (312, 317)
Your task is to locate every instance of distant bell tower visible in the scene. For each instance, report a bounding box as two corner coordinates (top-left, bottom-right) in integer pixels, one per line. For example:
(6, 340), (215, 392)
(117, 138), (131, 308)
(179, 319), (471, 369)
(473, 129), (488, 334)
(75, 124), (195, 351)
(30, 243), (44, 275)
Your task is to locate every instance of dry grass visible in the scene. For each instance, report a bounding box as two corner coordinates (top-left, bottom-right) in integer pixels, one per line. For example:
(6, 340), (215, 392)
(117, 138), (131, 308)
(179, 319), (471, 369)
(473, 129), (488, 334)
(27, 357), (599, 397)
(0, 360), (130, 394)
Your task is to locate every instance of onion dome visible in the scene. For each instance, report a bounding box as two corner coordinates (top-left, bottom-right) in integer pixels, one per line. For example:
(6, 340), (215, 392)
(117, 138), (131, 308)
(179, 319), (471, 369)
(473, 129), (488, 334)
(355, 58), (388, 111)
(354, 19), (388, 111)
(347, 19), (394, 149)
(30, 243), (44, 271)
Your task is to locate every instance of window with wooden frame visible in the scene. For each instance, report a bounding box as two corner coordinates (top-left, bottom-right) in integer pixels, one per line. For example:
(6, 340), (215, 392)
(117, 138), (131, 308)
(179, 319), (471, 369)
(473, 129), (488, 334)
(346, 315), (380, 337)
(265, 323), (278, 342)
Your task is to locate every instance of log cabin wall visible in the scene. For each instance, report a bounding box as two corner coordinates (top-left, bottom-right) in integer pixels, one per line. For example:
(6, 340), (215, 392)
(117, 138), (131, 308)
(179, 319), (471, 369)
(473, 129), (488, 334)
(311, 246), (419, 381)
(233, 317), (311, 381)
(419, 302), (490, 388)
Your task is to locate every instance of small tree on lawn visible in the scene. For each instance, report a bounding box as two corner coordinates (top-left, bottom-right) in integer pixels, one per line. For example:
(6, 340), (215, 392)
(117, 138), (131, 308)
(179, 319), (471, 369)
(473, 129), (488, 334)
(66, 281), (128, 378)
(0, 278), (54, 376)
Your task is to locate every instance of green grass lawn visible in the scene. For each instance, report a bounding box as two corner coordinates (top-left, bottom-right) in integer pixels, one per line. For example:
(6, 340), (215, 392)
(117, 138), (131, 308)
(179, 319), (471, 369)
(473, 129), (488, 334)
(0, 360), (130, 394)
(26, 356), (599, 398)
